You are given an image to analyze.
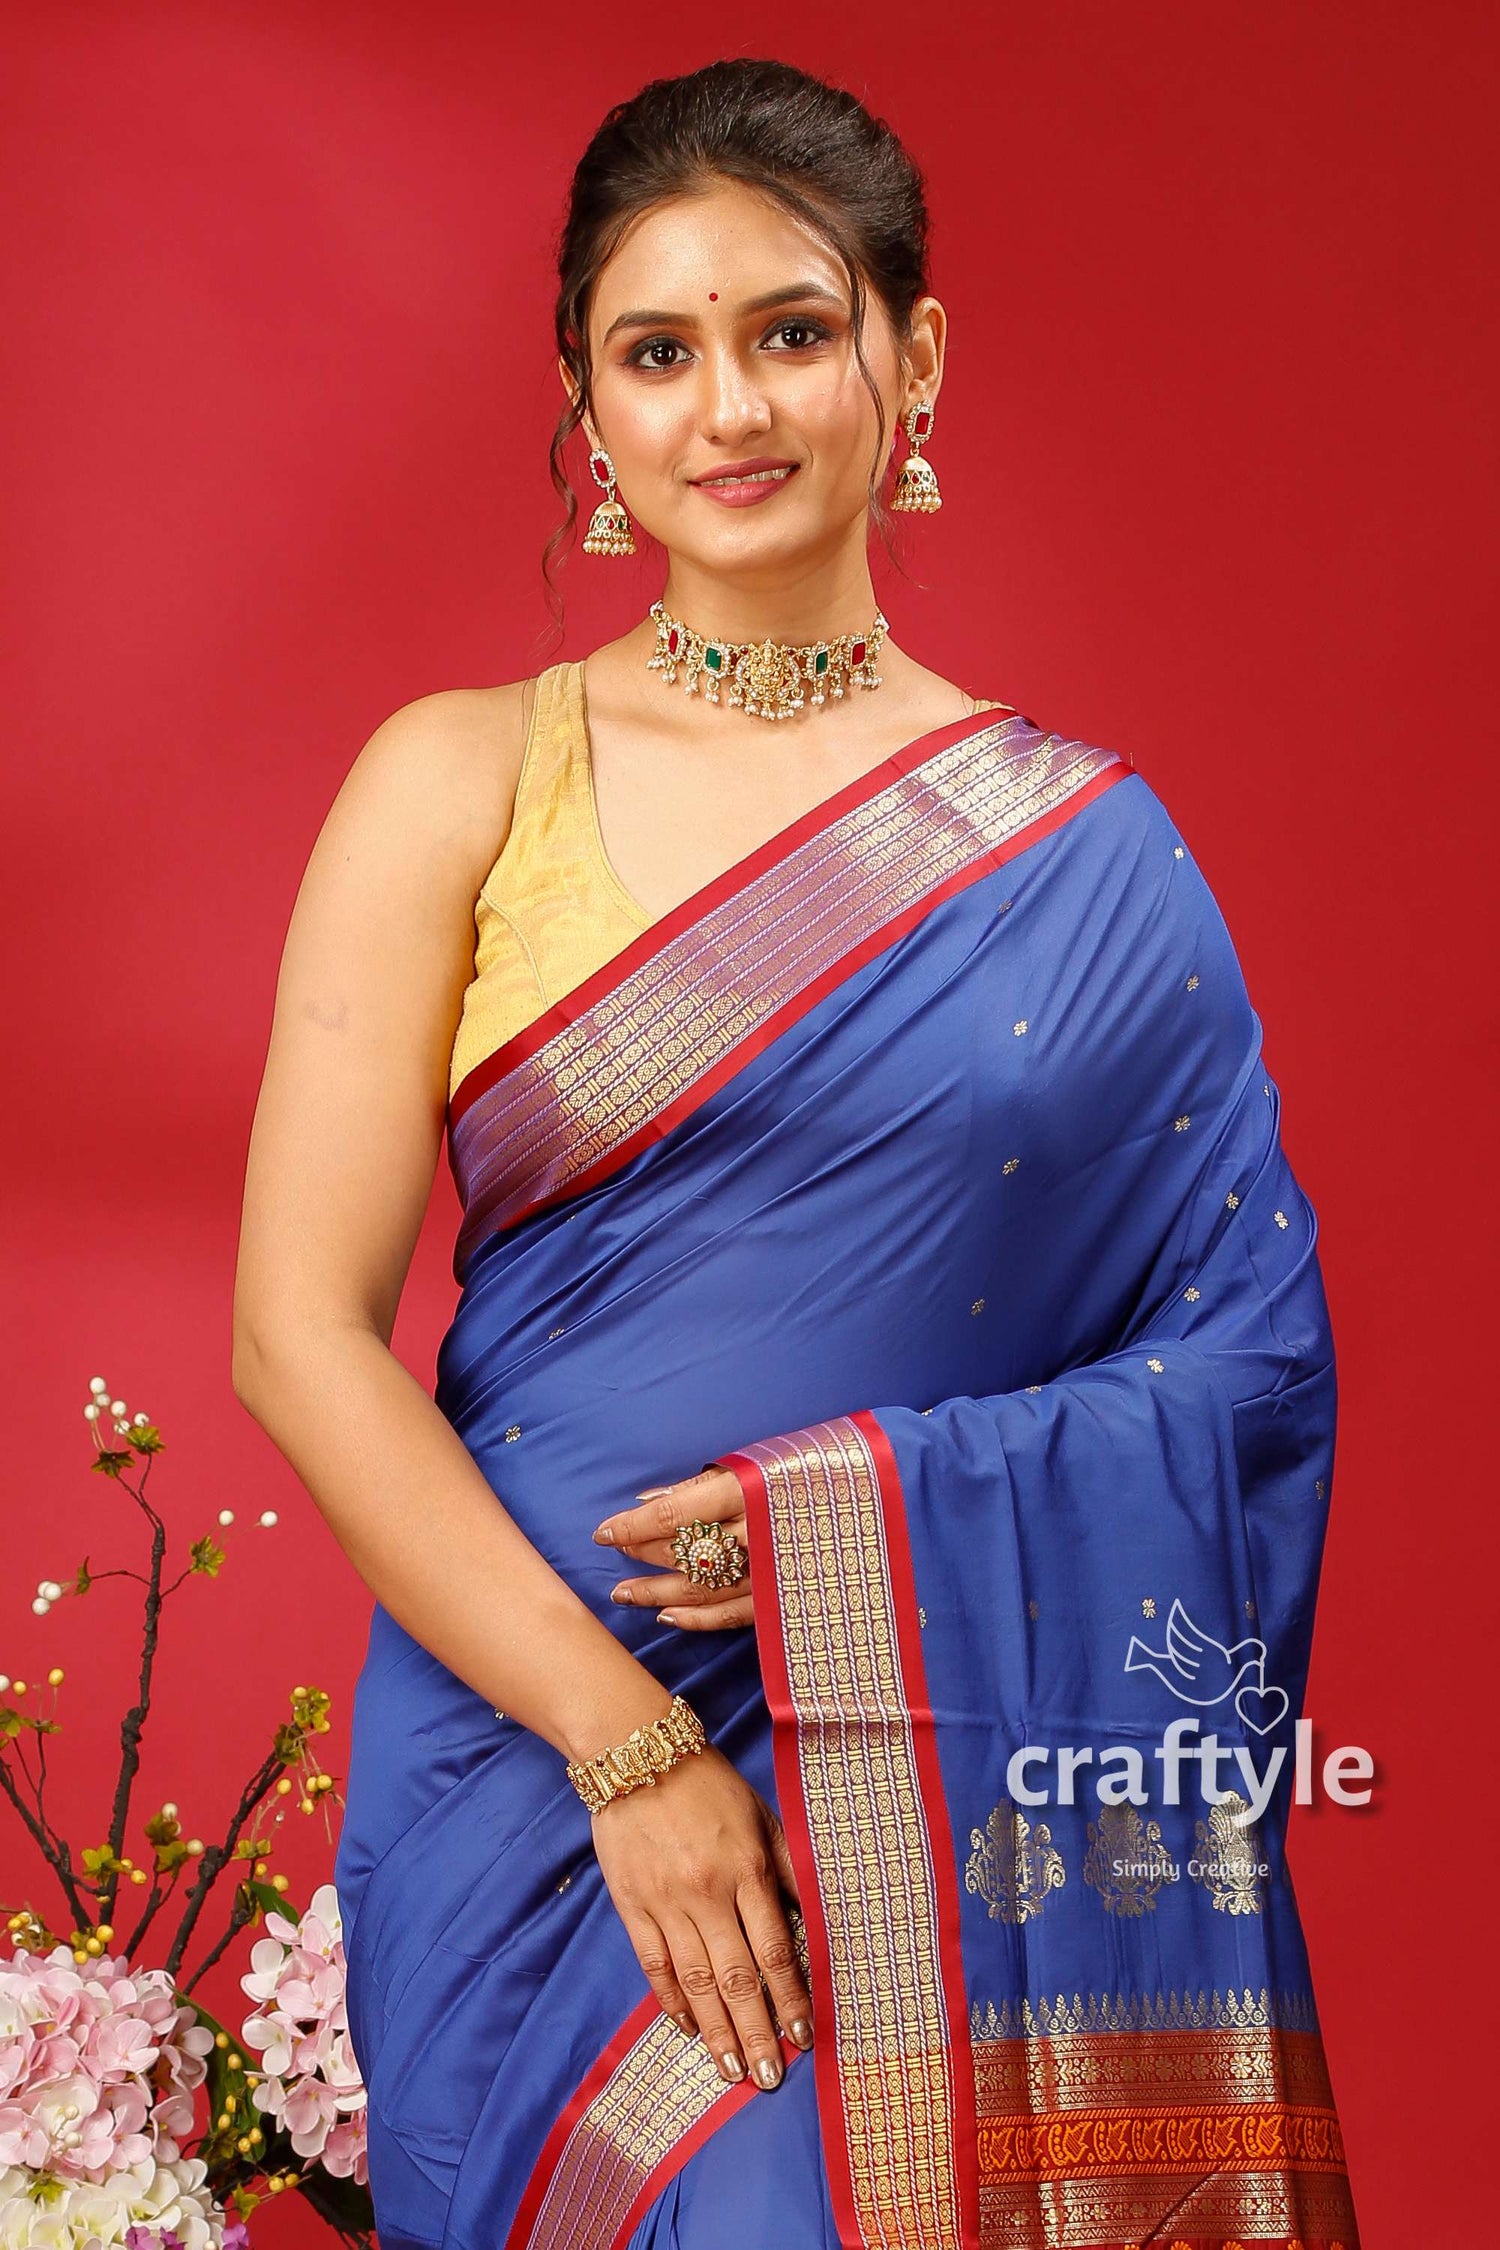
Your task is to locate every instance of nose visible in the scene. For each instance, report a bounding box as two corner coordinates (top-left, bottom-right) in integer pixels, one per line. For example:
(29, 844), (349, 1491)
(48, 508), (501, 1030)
(696, 343), (774, 446)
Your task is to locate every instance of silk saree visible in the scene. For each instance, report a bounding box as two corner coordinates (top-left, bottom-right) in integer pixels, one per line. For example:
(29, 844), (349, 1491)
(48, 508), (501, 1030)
(333, 702), (1359, 2250)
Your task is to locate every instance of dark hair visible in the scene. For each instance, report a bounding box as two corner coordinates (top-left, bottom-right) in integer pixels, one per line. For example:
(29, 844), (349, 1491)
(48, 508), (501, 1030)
(538, 58), (933, 643)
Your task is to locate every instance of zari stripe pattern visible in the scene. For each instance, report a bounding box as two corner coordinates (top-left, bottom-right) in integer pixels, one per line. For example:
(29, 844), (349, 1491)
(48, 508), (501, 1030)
(720, 1417), (1362, 2250)
(504, 1998), (770, 2250)
(725, 1411), (981, 2249)
(447, 715), (1129, 1274)
(972, 2021), (1358, 2247)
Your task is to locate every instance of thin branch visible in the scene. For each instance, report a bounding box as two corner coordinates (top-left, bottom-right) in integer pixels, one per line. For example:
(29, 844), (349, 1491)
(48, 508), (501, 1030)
(121, 1861), (188, 1959)
(0, 1756), (94, 1927)
(182, 1881), (258, 1992)
(163, 1747), (287, 1978)
(99, 1492), (168, 1921)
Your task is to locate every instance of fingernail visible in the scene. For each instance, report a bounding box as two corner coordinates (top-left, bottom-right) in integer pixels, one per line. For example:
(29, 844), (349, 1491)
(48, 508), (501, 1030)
(610, 1586), (630, 1603)
(754, 2057), (782, 2089)
(720, 2051), (745, 2081)
(636, 1486), (670, 1500)
(790, 2018), (813, 2049)
(673, 2012), (695, 2035)
(658, 1611), (679, 1626)
(593, 1524), (614, 1544)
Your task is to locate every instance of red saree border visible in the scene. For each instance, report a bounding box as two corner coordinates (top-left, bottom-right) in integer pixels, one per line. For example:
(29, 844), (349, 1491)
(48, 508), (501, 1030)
(715, 1415), (1361, 2250)
(722, 1409), (983, 2250)
(450, 702), (1018, 1126)
(501, 1983), (802, 2250)
(447, 715), (1133, 1274)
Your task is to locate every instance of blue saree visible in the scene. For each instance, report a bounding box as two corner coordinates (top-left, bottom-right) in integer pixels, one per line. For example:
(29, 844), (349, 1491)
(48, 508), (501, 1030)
(333, 704), (1359, 2250)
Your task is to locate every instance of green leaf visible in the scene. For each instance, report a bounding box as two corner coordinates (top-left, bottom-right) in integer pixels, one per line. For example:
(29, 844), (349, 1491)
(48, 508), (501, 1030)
(243, 1878), (301, 1924)
(188, 1535), (226, 1577)
(74, 1556), (93, 1595)
(90, 1451), (131, 1480)
(126, 1423), (166, 1454)
(297, 2161), (376, 2241)
(180, 1989), (259, 2167)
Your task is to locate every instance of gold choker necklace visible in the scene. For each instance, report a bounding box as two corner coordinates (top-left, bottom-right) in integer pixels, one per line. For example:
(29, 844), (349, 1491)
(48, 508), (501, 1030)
(645, 599), (889, 722)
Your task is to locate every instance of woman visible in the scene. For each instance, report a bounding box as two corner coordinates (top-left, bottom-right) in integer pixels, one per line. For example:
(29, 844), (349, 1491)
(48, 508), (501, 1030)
(234, 58), (1360, 2250)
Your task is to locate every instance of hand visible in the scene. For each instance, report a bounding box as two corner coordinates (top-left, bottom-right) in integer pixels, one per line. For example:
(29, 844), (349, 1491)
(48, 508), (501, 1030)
(587, 1738), (813, 2088)
(594, 1466), (754, 1631)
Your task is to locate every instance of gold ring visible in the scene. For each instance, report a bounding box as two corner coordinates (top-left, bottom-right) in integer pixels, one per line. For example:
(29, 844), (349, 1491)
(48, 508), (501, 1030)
(671, 1516), (749, 1591)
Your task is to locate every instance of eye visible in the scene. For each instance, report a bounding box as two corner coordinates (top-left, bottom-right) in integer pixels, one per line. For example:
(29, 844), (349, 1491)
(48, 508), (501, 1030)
(624, 334), (690, 371)
(765, 316), (833, 350)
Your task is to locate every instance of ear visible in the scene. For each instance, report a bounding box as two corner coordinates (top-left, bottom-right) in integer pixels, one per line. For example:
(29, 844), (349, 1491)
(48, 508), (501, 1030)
(557, 354), (595, 447)
(903, 295), (947, 415)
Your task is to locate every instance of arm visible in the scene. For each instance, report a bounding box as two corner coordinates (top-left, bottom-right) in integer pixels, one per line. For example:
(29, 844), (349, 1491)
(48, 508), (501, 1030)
(235, 686), (815, 2093)
(231, 683), (674, 1762)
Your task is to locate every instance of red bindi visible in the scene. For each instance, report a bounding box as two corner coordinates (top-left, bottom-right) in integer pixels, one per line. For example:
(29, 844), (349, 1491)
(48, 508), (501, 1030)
(708, 291), (718, 301)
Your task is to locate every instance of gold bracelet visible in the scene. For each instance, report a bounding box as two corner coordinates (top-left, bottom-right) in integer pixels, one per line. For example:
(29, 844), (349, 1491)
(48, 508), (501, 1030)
(565, 1693), (708, 1815)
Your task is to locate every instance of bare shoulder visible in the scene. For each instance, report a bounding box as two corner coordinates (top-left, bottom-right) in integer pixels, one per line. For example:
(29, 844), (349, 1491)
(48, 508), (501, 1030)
(327, 679), (534, 890)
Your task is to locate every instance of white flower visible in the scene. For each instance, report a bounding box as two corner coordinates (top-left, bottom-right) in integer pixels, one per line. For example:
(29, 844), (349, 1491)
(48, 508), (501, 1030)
(0, 2153), (220, 2249)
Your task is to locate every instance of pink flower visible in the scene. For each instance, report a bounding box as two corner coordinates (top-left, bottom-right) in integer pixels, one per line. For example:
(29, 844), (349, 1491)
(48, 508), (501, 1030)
(0, 1946), (212, 2185)
(237, 1887), (366, 2188)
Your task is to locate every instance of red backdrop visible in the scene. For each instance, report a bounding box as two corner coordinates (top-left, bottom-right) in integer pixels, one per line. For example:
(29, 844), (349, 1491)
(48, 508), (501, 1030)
(3, 5), (1494, 2243)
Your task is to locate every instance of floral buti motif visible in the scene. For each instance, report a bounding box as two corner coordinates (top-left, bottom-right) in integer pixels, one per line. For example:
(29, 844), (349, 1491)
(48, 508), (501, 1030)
(1083, 1801), (1179, 1916)
(964, 1795), (1066, 1924)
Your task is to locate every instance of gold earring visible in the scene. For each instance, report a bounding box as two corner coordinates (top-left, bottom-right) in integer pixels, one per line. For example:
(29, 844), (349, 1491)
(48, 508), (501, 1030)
(890, 400), (941, 513)
(582, 446), (636, 556)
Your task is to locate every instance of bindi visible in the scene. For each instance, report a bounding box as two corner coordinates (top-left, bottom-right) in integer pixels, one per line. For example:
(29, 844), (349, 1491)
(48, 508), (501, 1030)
(708, 291), (718, 301)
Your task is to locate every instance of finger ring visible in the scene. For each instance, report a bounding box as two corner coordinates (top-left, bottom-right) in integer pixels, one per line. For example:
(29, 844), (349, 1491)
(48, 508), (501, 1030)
(671, 1516), (748, 1590)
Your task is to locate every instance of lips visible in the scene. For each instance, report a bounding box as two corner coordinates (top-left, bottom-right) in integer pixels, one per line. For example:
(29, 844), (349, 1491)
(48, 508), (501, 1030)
(691, 460), (799, 487)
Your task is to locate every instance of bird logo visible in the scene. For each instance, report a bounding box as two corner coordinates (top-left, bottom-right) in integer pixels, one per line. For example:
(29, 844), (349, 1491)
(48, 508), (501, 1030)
(1124, 1598), (1289, 1735)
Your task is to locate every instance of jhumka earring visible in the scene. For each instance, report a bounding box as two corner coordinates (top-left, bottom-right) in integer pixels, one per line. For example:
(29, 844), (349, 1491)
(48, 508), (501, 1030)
(581, 446), (636, 557)
(890, 399), (942, 513)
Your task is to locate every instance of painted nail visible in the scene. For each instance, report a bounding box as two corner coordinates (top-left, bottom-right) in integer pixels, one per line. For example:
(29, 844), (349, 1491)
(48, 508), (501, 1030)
(593, 1524), (614, 1543)
(610, 1586), (630, 1603)
(754, 2057), (782, 2089)
(720, 2051), (745, 2081)
(658, 1611), (679, 1626)
(636, 1486), (671, 1500)
(789, 2018), (813, 2049)
(672, 2012), (695, 2035)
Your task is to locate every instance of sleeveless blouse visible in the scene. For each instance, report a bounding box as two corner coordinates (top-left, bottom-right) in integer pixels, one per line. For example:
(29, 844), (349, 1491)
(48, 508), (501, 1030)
(447, 659), (1010, 1104)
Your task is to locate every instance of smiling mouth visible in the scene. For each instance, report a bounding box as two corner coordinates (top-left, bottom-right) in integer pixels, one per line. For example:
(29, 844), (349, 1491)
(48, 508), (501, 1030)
(693, 465), (799, 488)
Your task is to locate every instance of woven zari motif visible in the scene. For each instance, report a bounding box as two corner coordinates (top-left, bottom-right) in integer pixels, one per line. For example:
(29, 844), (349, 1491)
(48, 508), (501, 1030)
(447, 718), (1127, 1275)
(733, 1414), (972, 2248)
(515, 2009), (735, 2250)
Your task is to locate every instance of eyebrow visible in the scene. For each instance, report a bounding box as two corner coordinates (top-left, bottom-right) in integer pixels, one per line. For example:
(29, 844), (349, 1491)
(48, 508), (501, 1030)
(600, 282), (845, 344)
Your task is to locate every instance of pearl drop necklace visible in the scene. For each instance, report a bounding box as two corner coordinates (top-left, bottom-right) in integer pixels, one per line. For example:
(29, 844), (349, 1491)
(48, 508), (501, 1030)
(644, 598), (889, 722)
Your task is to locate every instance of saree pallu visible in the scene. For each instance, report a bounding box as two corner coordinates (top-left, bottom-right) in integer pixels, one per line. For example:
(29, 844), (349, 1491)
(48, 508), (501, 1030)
(333, 706), (1359, 2250)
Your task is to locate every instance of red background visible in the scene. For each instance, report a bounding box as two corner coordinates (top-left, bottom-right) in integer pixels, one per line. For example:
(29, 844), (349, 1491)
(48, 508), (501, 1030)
(3, 5), (1494, 2243)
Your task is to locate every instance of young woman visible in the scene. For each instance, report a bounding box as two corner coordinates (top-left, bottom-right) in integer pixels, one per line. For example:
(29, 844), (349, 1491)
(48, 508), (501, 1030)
(234, 57), (1360, 2250)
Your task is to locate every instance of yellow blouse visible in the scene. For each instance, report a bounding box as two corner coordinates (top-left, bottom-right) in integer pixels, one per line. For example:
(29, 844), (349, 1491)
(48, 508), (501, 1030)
(448, 660), (1010, 1104)
(449, 663), (651, 1103)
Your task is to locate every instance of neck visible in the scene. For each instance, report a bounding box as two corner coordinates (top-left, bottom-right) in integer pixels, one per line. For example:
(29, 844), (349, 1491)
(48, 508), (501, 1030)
(655, 550), (882, 647)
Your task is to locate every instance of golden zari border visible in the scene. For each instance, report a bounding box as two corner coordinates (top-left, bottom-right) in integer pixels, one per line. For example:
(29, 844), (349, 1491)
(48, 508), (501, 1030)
(449, 717), (1127, 1271)
(980, 2172), (1359, 2250)
(728, 1412), (978, 2248)
(513, 2006), (741, 2250)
